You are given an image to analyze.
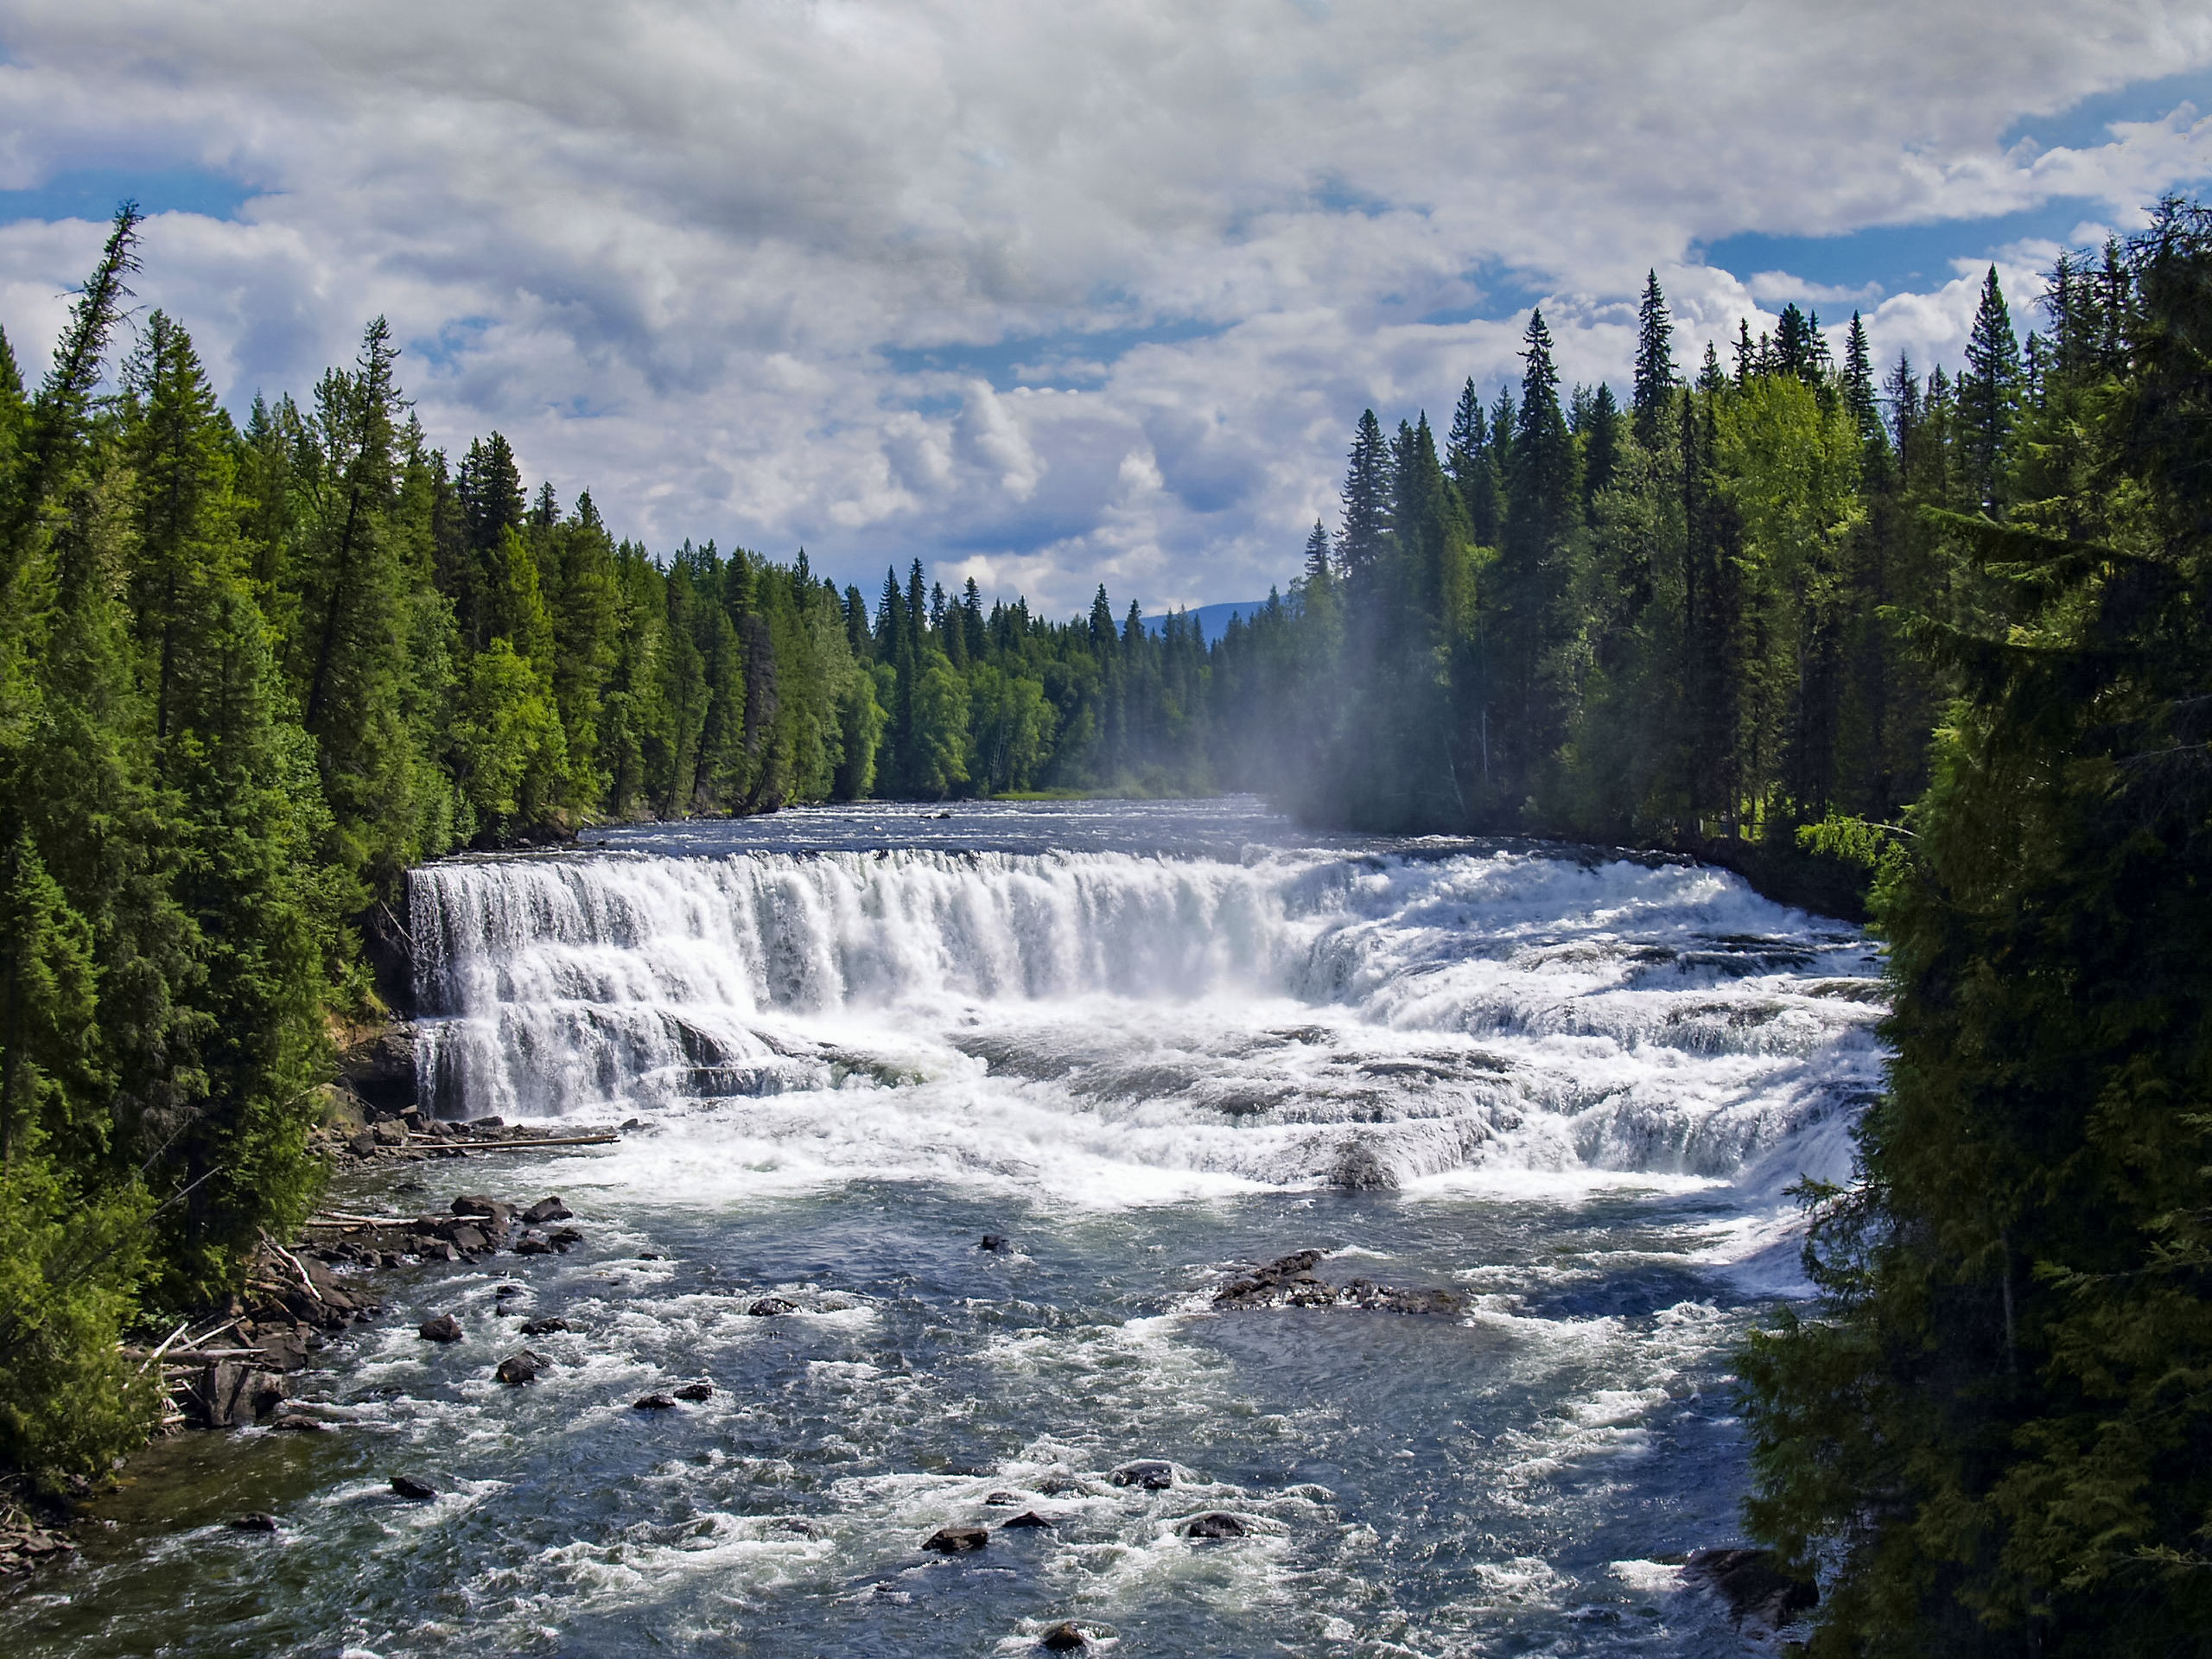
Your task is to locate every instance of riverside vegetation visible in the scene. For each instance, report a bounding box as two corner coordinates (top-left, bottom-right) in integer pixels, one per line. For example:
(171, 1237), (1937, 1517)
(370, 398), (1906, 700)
(1, 198), (2208, 1655)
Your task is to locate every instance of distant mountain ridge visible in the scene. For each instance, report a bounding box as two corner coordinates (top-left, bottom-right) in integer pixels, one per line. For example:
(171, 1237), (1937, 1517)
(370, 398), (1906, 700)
(1142, 600), (1269, 644)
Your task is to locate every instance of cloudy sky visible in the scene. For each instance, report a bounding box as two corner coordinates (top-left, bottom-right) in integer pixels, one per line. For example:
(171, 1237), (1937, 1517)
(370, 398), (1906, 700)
(3, 3), (2210, 615)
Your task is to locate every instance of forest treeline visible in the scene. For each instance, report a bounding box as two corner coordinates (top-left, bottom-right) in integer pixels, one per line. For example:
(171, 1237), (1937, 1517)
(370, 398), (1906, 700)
(0, 209), (1230, 1477)
(5, 196), (2211, 1656)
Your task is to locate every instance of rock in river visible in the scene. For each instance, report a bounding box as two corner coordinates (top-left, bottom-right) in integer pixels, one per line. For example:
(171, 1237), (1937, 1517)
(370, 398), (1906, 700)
(518, 1316), (569, 1336)
(230, 1512), (281, 1533)
(523, 1196), (572, 1224)
(673, 1382), (713, 1402)
(495, 1351), (543, 1386)
(999, 1510), (1055, 1530)
(1110, 1459), (1175, 1490)
(1181, 1511), (1249, 1538)
(633, 1392), (677, 1410)
(390, 1476), (437, 1501)
(921, 1525), (989, 1554)
(1039, 1622), (1089, 1651)
(1683, 1548), (1818, 1632)
(418, 1313), (462, 1343)
(747, 1296), (797, 1316)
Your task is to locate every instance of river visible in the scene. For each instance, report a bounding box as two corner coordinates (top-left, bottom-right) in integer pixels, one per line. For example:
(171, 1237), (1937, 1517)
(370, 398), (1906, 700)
(3, 798), (1881, 1656)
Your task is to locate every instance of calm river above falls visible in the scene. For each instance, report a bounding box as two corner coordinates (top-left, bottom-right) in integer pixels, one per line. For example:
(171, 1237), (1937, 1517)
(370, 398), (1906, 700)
(4, 798), (1882, 1657)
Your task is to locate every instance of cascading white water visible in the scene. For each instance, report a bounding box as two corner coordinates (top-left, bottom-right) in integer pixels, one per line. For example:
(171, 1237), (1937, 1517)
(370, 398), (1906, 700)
(22, 808), (1887, 1658)
(411, 842), (1883, 1196)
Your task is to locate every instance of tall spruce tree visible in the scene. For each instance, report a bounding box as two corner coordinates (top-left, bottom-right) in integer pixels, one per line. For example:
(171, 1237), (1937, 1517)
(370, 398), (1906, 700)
(1633, 270), (1676, 450)
(1338, 410), (1391, 574)
(1961, 264), (2021, 513)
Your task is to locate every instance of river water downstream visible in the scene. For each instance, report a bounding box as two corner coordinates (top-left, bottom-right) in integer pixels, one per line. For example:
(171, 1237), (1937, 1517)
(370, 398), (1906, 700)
(3, 798), (1881, 1656)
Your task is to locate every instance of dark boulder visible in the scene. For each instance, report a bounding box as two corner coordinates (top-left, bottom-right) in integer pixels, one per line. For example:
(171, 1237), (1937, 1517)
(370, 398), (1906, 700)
(983, 1491), (1020, 1506)
(512, 1232), (553, 1255)
(337, 1026), (416, 1116)
(452, 1195), (515, 1232)
(1110, 1459), (1175, 1491)
(256, 1327), (310, 1371)
(418, 1313), (463, 1344)
(230, 1512), (281, 1532)
(633, 1393), (677, 1410)
(518, 1316), (569, 1336)
(1683, 1548), (1818, 1630)
(1180, 1511), (1249, 1538)
(1328, 1139), (1397, 1190)
(920, 1525), (988, 1554)
(523, 1197), (572, 1224)
(980, 1233), (1008, 1251)
(1039, 1623), (1088, 1651)
(390, 1476), (437, 1501)
(999, 1510), (1055, 1529)
(448, 1224), (490, 1255)
(495, 1351), (543, 1386)
(674, 1382), (713, 1402)
(747, 1297), (798, 1316)
(195, 1361), (288, 1427)
(548, 1227), (583, 1252)
(269, 1411), (327, 1433)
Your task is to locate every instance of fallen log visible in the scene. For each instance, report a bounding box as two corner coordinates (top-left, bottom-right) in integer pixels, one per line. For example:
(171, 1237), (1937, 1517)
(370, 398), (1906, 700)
(402, 1133), (621, 1152)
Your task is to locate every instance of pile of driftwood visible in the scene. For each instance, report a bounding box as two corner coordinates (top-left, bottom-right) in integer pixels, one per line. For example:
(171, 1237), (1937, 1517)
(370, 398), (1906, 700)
(118, 1234), (384, 1433)
(301, 1193), (580, 1263)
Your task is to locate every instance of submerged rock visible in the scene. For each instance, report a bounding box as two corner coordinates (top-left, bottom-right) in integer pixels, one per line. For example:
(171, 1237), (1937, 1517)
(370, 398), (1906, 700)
(999, 1510), (1055, 1529)
(980, 1233), (1009, 1251)
(390, 1476), (437, 1501)
(921, 1524), (989, 1554)
(1212, 1249), (1464, 1317)
(230, 1512), (281, 1532)
(1110, 1459), (1175, 1491)
(747, 1296), (798, 1316)
(518, 1316), (569, 1336)
(673, 1381), (713, 1402)
(632, 1392), (677, 1410)
(1328, 1139), (1398, 1191)
(983, 1491), (1021, 1506)
(1180, 1510), (1249, 1538)
(1039, 1621), (1088, 1650)
(418, 1313), (462, 1343)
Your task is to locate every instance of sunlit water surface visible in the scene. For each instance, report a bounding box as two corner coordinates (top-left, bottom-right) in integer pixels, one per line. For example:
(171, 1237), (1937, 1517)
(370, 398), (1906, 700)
(3, 798), (1880, 1657)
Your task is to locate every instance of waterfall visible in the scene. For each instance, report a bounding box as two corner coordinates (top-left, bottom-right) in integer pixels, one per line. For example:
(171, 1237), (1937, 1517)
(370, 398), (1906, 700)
(409, 844), (1885, 1189)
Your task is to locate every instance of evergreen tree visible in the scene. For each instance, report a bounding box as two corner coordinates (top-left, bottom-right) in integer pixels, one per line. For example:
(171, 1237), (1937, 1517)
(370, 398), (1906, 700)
(1338, 410), (1391, 573)
(1632, 270), (1676, 450)
(1960, 264), (2021, 512)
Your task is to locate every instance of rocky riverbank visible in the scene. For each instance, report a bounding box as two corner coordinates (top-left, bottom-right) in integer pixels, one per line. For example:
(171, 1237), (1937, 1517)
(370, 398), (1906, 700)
(0, 1113), (618, 1585)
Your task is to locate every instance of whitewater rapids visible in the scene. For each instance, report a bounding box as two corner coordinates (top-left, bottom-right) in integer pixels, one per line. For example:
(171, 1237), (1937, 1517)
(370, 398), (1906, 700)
(8, 800), (1881, 1657)
(412, 823), (1880, 1207)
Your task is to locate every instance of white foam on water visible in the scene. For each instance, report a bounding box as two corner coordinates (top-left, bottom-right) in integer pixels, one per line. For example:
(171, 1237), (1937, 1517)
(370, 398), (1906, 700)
(410, 843), (1883, 1205)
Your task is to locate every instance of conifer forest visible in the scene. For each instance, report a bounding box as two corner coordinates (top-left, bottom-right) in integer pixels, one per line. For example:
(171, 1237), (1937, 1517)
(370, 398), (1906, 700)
(5, 197), (2212, 1656)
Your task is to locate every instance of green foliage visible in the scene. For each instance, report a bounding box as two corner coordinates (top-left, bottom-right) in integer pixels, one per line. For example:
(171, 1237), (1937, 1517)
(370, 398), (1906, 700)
(1739, 202), (2212, 1656)
(0, 1156), (157, 1481)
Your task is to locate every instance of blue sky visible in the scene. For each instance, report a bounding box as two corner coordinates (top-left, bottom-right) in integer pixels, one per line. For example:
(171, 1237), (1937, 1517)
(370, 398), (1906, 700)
(2, 3), (2209, 616)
